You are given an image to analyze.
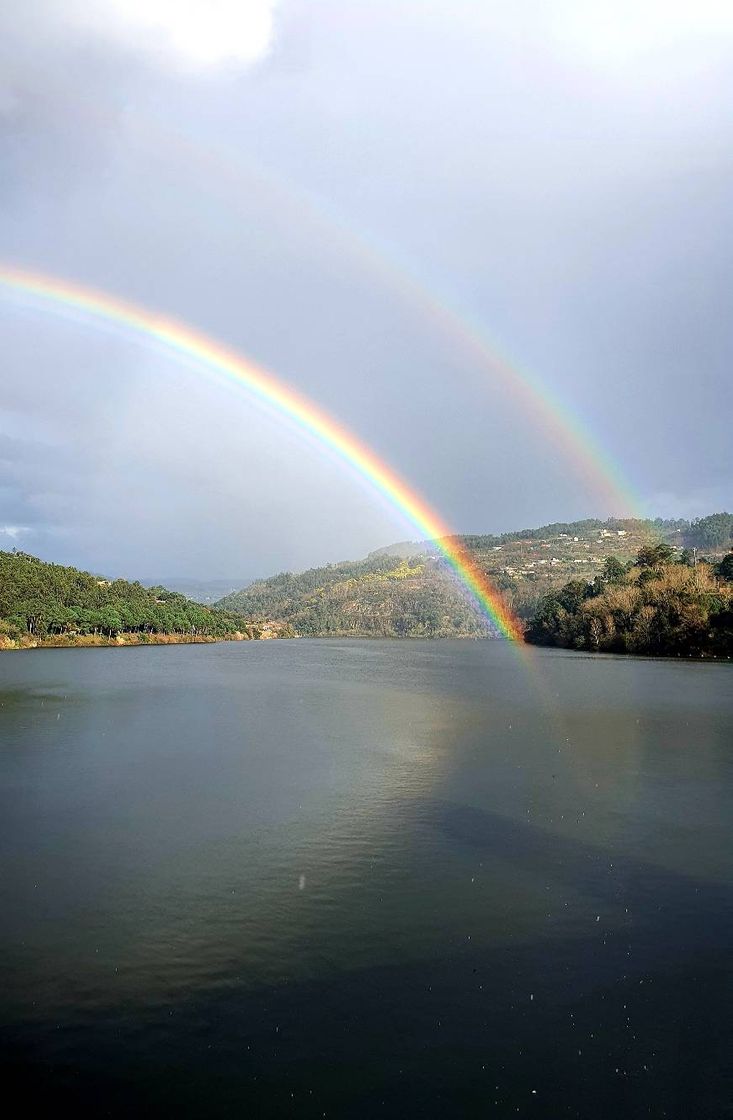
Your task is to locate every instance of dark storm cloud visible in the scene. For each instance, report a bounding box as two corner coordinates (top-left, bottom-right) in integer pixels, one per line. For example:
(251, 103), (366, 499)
(0, 1), (730, 577)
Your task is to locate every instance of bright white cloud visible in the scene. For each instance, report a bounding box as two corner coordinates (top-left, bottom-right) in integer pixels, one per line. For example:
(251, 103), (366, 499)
(551, 0), (733, 65)
(68, 0), (279, 70)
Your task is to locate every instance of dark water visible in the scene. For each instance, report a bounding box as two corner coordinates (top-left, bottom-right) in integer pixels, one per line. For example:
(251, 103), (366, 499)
(0, 641), (730, 1118)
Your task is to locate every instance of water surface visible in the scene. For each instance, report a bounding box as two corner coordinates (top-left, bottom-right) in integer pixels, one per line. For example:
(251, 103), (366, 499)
(1, 641), (730, 1117)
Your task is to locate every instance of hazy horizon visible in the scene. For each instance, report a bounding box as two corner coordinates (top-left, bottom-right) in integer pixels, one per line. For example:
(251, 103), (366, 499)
(5, 505), (727, 589)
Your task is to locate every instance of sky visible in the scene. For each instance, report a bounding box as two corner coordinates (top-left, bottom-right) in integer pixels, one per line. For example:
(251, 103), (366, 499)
(0, 0), (731, 580)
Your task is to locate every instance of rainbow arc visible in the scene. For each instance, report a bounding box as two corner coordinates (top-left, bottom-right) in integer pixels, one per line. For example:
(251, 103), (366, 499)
(0, 263), (524, 641)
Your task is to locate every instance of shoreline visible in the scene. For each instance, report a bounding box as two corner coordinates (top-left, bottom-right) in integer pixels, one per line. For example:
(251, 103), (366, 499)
(0, 630), (292, 652)
(2, 632), (727, 660)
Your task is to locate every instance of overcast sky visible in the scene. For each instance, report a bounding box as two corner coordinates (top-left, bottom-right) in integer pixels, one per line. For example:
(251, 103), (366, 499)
(1, 1), (731, 579)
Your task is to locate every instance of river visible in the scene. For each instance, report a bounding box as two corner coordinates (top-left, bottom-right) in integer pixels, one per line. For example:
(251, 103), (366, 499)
(0, 640), (730, 1117)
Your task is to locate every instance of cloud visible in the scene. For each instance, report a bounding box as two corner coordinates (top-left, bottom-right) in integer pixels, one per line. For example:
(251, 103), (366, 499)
(64, 0), (280, 71)
(549, 0), (733, 65)
(0, 1), (730, 577)
(0, 1), (282, 203)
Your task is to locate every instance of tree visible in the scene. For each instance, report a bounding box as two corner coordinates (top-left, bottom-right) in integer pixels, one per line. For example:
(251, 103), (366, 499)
(557, 580), (589, 611)
(717, 553), (733, 583)
(635, 543), (674, 569)
(526, 561), (733, 657)
(686, 513), (733, 551)
(602, 556), (626, 584)
(0, 551), (248, 644)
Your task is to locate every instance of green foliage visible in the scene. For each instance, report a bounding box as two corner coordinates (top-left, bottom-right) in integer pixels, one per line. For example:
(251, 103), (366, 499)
(462, 516), (690, 550)
(602, 556), (627, 584)
(525, 555), (733, 657)
(217, 512), (733, 642)
(635, 543), (675, 568)
(219, 553), (490, 638)
(717, 553), (733, 582)
(684, 513), (733, 551)
(0, 552), (249, 643)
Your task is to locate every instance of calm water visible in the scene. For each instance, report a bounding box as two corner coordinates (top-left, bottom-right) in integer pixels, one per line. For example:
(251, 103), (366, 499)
(0, 640), (730, 1118)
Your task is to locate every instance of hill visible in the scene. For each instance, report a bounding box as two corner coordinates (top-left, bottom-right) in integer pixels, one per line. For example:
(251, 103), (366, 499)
(219, 553), (484, 638)
(217, 514), (733, 640)
(525, 544), (733, 657)
(0, 552), (293, 650)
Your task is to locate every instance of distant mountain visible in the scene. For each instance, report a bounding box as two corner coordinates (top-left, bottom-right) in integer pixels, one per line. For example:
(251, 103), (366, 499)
(140, 577), (256, 604)
(216, 514), (733, 639)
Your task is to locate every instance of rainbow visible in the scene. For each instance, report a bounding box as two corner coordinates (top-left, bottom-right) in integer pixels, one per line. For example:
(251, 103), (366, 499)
(15, 92), (640, 517)
(129, 121), (640, 517)
(0, 263), (524, 641)
(264, 188), (641, 517)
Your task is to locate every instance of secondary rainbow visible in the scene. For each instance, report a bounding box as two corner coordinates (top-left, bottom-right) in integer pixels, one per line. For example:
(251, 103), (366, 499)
(0, 263), (524, 641)
(24, 93), (640, 517)
(135, 121), (641, 517)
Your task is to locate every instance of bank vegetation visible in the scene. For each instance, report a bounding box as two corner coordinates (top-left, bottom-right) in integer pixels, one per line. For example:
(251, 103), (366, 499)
(525, 546), (733, 657)
(0, 552), (293, 649)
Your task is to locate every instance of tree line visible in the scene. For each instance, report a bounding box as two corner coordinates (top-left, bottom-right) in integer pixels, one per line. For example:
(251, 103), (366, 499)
(0, 551), (251, 642)
(460, 513), (732, 552)
(525, 545), (733, 657)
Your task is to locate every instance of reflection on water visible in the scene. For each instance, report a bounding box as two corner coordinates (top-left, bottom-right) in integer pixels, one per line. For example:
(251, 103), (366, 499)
(0, 640), (730, 1117)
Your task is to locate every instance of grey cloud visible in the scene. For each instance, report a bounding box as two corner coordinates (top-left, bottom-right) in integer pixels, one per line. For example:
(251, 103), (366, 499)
(0, 1), (730, 578)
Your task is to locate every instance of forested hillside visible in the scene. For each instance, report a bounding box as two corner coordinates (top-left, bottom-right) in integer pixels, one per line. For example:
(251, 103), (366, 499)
(7, 514), (728, 649)
(218, 513), (733, 639)
(0, 552), (287, 649)
(525, 544), (733, 657)
(220, 554), (485, 638)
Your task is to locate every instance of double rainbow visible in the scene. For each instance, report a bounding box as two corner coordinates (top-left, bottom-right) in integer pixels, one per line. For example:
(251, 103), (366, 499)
(128, 118), (640, 518)
(0, 264), (524, 641)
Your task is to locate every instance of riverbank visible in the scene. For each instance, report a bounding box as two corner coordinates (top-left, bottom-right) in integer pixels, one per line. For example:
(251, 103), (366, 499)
(525, 549), (733, 658)
(0, 626), (294, 651)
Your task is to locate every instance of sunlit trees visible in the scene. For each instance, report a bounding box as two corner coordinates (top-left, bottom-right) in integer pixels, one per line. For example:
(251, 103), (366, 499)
(0, 551), (248, 644)
(526, 553), (733, 657)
